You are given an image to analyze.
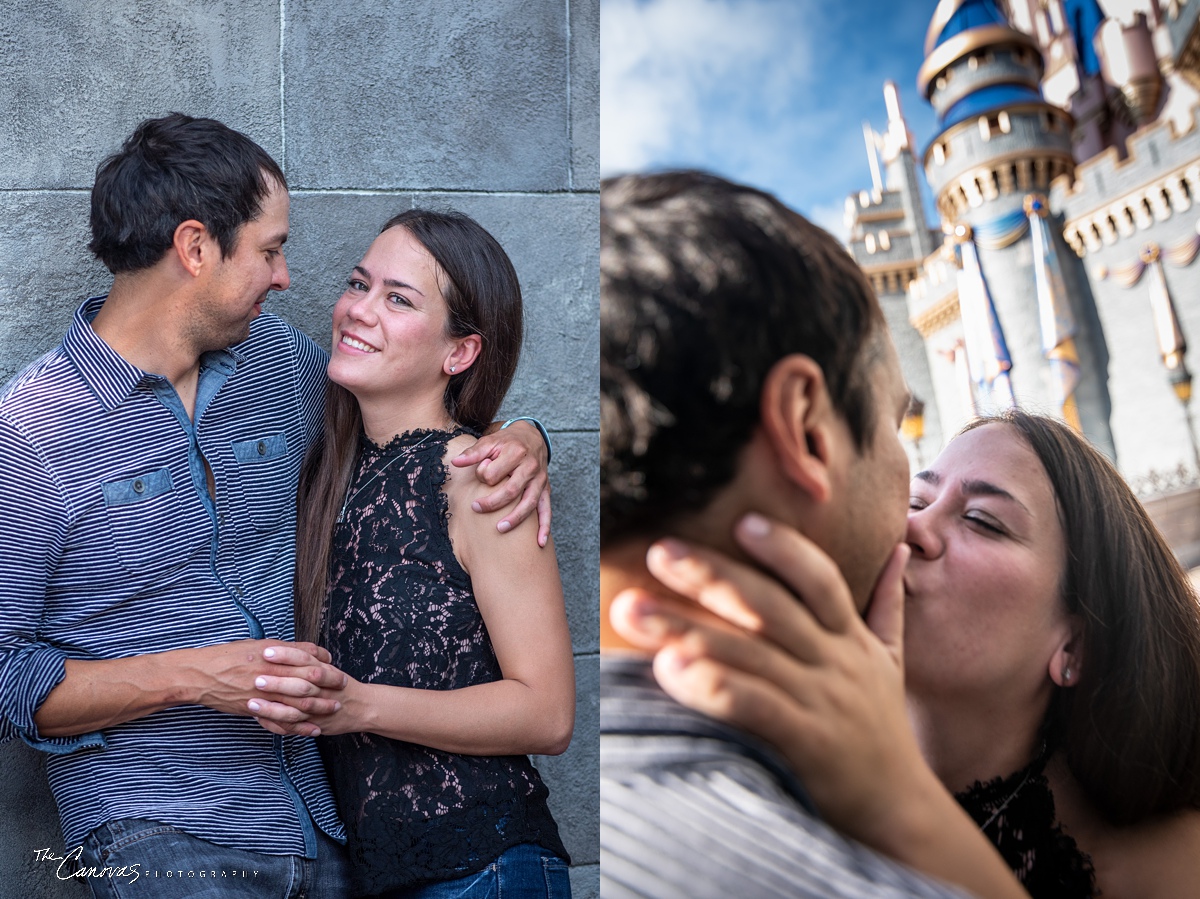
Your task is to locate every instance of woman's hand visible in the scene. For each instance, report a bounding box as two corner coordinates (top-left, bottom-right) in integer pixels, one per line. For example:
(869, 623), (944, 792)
(453, 420), (551, 545)
(609, 513), (924, 845)
(608, 514), (1031, 899)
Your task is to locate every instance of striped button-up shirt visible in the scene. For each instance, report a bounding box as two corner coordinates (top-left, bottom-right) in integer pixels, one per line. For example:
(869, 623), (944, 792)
(0, 296), (344, 855)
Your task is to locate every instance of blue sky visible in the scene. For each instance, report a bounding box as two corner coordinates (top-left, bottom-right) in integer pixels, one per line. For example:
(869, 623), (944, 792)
(601, 0), (943, 239)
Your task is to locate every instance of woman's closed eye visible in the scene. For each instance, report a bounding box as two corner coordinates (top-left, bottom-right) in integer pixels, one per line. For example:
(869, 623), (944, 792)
(964, 512), (1005, 535)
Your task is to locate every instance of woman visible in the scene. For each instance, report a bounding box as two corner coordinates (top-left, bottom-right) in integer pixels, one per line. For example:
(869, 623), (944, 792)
(281, 209), (574, 898)
(612, 411), (1200, 898)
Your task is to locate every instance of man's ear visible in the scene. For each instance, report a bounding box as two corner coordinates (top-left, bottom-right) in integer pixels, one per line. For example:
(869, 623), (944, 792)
(1049, 614), (1084, 688)
(172, 219), (214, 277)
(759, 353), (837, 505)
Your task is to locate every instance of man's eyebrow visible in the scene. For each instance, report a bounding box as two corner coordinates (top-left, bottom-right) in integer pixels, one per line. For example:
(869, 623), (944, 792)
(913, 469), (938, 485)
(352, 265), (425, 296)
(268, 231), (288, 246)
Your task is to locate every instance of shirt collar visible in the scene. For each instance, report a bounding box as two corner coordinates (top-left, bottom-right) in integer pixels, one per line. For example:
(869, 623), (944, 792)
(62, 296), (244, 412)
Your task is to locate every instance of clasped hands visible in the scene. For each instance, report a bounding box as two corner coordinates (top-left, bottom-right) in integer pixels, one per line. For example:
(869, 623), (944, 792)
(191, 639), (350, 738)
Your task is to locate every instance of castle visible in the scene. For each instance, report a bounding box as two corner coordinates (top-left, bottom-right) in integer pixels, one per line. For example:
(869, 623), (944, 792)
(847, 0), (1200, 562)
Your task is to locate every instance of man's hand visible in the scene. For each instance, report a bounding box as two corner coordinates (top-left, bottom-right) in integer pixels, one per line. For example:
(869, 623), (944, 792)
(452, 420), (551, 546)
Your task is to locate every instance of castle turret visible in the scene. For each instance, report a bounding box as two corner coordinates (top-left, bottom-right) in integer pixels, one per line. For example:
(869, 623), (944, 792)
(914, 0), (1115, 456)
(845, 82), (943, 466)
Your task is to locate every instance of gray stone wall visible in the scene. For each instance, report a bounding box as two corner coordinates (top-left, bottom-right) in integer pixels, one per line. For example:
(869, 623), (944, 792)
(0, 1), (598, 896)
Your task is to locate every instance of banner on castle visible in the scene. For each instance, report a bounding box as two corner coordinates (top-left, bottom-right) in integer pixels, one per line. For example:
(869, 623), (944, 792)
(956, 233), (1015, 409)
(1025, 194), (1082, 431)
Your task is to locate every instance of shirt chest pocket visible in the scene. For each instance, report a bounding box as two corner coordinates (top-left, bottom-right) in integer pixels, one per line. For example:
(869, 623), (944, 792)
(101, 468), (207, 574)
(231, 432), (297, 531)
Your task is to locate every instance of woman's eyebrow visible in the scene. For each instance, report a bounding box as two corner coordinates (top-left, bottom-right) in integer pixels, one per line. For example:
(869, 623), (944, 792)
(960, 478), (1030, 514)
(912, 470), (1031, 514)
(352, 264), (426, 296)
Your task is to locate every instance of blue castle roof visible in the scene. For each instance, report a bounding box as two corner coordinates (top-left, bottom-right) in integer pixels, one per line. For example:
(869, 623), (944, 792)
(940, 83), (1043, 130)
(930, 0), (1008, 52)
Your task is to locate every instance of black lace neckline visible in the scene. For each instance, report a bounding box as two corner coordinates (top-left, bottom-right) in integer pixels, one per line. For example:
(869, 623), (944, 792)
(955, 758), (1096, 898)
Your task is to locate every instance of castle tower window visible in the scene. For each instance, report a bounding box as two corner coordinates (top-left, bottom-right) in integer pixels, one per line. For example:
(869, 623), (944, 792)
(865, 232), (877, 253)
(998, 111), (1011, 133)
(879, 230), (891, 251)
(968, 54), (980, 71)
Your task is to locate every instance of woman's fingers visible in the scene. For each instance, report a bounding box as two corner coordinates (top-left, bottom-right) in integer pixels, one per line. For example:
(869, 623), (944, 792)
(245, 697), (320, 733)
(611, 588), (769, 652)
(864, 544), (909, 665)
(732, 513), (858, 634)
(644, 536), (826, 662)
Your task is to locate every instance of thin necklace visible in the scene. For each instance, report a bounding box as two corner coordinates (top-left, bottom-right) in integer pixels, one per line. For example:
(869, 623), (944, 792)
(337, 430), (437, 523)
(978, 764), (1036, 833)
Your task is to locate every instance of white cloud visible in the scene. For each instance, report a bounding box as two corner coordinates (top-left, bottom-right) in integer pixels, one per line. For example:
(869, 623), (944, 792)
(600, 0), (817, 176)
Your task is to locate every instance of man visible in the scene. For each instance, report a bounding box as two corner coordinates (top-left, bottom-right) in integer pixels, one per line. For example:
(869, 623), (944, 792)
(0, 114), (548, 896)
(598, 170), (972, 898)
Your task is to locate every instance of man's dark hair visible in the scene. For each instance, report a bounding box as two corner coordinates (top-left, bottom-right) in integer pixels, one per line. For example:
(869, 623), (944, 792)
(88, 113), (287, 273)
(601, 170), (886, 543)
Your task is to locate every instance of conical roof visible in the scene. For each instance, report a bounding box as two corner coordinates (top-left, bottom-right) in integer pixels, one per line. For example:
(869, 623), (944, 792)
(918, 0), (1041, 99)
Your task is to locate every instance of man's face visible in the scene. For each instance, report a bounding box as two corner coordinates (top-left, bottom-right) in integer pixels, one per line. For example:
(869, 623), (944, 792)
(192, 177), (291, 350)
(831, 335), (912, 609)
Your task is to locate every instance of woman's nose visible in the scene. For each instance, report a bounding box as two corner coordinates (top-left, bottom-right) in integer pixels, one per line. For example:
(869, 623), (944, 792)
(906, 506), (944, 559)
(345, 292), (377, 323)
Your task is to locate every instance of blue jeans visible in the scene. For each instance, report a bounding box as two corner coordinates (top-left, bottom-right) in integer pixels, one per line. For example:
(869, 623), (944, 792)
(381, 843), (570, 899)
(76, 817), (351, 898)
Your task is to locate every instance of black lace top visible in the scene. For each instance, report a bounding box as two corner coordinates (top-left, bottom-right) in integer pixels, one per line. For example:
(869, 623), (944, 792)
(955, 758), (1095, 899)
(319, 427), (568, 897)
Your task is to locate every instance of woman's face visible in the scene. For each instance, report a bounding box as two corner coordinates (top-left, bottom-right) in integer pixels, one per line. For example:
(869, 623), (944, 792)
(903, 423), (1074, 701)
(326, 226), (461, 403)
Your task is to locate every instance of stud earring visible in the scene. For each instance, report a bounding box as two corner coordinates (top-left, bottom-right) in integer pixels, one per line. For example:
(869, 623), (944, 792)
(450, 365), (456, 373)
(1062, 666), (1072, 685)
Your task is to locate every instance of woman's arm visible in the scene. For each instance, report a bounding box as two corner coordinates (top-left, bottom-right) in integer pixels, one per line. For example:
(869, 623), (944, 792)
(610, 513), (1029, 899)
(256, 444), (575, 755)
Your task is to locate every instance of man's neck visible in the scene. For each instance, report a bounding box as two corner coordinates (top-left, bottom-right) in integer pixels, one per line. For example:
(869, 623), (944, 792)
(91, 274), (206, 415)
(601, 435), (815, 654)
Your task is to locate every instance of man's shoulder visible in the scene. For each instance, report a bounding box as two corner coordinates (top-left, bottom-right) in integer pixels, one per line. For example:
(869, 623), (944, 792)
(0, 344), (76, 422)
(229, 313), (327, 385)
(599, 660), (970, 899)
(239, 312), (322, 358)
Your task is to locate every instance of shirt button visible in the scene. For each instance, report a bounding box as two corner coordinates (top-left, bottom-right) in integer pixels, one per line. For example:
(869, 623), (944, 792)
(257, 441), (267, 455)
(132, 479), (145, 494)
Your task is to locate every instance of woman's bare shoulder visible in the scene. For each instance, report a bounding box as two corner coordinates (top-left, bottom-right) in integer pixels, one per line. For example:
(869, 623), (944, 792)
(440, 433), (489, 502)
